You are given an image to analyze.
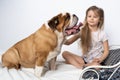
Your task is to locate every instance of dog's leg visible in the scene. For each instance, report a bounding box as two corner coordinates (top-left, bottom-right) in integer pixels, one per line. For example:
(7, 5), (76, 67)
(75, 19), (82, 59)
(49, 57), (57, 70)
(2, 49), (20, 69)
(35, 65), (43, 78)
(35, 57), (46, 79)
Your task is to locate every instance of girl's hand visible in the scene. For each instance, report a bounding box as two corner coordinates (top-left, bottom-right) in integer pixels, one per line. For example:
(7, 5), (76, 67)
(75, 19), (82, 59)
(92, 58), (101, 63)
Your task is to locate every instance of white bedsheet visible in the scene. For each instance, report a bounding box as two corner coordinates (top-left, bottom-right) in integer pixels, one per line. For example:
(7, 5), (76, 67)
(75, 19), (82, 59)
(0, 61), (82, 80)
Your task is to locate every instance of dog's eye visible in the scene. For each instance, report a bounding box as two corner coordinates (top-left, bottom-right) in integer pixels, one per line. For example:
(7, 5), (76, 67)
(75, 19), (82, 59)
(55, 20), (58, 24)
(48, 17), (59, 30)
(54, 17), (59, 25)
(54, 19), (59, 25)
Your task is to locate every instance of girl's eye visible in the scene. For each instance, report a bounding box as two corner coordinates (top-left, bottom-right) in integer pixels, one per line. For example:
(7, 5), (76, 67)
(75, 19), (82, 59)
(94, 16), (98, 18)
(88, 15), (98, 18)
(88, 15), (91, 17)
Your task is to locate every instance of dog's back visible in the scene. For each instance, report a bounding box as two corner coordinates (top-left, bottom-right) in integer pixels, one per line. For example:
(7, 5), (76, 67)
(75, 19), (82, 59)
(1, 25), (58, 69)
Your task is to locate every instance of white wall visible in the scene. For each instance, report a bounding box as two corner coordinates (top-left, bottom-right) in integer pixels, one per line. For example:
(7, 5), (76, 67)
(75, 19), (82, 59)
(0, 0), (120, 59)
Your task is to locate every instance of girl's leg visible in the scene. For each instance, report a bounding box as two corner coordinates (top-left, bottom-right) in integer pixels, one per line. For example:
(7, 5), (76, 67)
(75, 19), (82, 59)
(62, 51), (85, 69)
(84, 62), (101, 70)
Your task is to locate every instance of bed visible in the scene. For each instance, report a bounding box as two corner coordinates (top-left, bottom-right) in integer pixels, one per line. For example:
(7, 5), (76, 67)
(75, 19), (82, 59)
(0, 46), (120, 80)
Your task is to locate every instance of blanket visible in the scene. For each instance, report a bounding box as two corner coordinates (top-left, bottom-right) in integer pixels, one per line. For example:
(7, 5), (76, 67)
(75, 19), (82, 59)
(0, 61), (82, 80)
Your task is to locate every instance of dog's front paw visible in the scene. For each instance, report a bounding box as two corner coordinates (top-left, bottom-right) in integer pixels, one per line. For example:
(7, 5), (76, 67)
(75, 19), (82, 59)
(34, 66), (43, 78)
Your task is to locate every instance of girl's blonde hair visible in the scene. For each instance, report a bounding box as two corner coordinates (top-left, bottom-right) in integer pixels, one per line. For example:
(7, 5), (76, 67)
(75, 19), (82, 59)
(80, 6), (104, 54)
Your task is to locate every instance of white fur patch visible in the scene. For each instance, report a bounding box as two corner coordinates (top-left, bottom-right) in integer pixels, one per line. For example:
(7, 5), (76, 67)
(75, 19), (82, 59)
(47, 50), (59, 61)
(34, 66), (43, 78)
(62, 12), (67, 16)
(47, 31), (64, 61)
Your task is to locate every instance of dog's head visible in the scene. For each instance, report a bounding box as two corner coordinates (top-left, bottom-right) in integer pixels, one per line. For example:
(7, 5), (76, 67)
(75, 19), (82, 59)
(47, 12), (79, 35)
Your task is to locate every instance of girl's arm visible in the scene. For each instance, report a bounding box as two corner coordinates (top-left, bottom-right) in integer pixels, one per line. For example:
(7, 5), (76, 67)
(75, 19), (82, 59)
(93, 40), (109, 63)
(100, 40), (109, 62)
(64, 33), (80, 45)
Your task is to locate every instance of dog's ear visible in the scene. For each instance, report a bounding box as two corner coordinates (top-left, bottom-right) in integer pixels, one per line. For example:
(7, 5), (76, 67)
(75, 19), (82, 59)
(48, 17), (59, 30)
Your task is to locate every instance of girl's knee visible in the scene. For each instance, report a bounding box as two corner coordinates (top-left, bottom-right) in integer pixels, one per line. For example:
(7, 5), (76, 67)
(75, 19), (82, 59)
(62, 51), (70, 58)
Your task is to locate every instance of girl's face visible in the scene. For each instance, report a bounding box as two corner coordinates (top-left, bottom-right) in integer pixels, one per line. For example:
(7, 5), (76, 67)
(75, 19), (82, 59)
(86, 10), (100, 27)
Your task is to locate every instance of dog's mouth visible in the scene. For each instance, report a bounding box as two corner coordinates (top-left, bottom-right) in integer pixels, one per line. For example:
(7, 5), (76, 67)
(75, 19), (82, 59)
(65, 22), (83, 36)
(64, 14), (83, 36)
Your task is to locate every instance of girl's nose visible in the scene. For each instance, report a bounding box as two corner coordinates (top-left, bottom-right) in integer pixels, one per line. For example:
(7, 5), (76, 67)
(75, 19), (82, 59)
(91, 17), (94, 20)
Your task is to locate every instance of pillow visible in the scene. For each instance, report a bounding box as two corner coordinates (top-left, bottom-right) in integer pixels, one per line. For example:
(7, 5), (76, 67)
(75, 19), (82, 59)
(103, 48), (120, 65)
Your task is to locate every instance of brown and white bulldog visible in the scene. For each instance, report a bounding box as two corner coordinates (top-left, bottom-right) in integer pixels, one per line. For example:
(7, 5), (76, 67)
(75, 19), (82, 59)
(1, 12), (78, 78)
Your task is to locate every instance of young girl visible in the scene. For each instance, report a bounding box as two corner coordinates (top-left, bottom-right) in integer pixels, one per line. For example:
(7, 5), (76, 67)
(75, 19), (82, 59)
(62, 6), (109, 69)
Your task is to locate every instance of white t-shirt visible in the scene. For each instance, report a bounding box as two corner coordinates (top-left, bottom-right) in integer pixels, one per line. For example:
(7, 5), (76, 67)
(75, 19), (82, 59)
(83, 30), (108, 63)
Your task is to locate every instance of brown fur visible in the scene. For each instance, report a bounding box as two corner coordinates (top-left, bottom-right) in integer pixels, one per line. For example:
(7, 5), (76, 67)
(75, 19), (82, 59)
(2, 24), (58, 69)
